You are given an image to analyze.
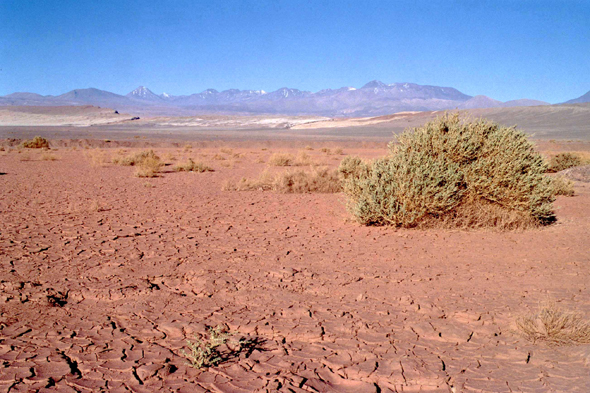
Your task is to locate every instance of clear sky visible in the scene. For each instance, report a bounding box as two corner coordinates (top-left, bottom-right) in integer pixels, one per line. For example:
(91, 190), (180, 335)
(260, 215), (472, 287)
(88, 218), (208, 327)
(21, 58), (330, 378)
(1, 0), (588, 103)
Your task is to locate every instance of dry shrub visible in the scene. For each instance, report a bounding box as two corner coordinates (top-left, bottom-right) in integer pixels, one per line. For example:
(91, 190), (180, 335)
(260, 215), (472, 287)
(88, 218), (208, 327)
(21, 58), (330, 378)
(163, 152), (177, 162)
(548, 152), (582, 173)
(174, 158), (213, 173)
(304, 145), (314, 151)
(516, 302), (590, 345)
(113, 150), (159, 166)
(225, 167), (341, 193)
(320, 147), (331, 154)
(212, 154), (226, 161)
(340, 113), (555, 228)
(85, 150), (110, 167)
(268, 153), (294, 166)
(21, 136), (50, 149)
(273, 168), (341, 193)
(41, 152), (59, 161)
(184, 144), (193, 151)
(134, 157), (163, 178)
(111, 150), (163, 177)
(220, 148), (233, 154)
(334, 148), (344, 155)
(551, 175), (575, 196)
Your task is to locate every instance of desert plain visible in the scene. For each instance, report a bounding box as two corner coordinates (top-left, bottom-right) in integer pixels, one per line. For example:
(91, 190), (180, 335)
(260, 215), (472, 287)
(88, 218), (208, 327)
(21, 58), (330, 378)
(0, 106), (589, 392)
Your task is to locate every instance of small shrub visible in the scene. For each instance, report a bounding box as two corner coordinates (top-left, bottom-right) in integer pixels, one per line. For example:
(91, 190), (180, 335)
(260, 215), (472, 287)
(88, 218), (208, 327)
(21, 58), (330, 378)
(21, 136), (50, 149)
(552, 175), (575, 196)
(304, 145), (314, 151)
(134, 156), (163, 178)
(274, 168), (342, 193)
(212, 154), (226, 161)
(114, 150), (163, 177)
(548, 153), (582, 173)
(293, 151), (314, 166)
(225, 167), (341, 193)
(320, 147), (331, 154)
(340, 114), (555, 228)
(85, 150), (110, 166)
(113, 150), (159, 166)
(174, 158), (213, 173)
(334, 148), (344, 155)
(516, 302), (590, 345)
(182, 326), (230, 369)
(268, 153), (294, 166)
(220, 148), (233, 154)
(41, 152), (58, 161)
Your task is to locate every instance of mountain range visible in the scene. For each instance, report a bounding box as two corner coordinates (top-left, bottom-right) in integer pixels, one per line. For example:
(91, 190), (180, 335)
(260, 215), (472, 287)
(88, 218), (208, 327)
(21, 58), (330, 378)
(1, 81), (587, 117)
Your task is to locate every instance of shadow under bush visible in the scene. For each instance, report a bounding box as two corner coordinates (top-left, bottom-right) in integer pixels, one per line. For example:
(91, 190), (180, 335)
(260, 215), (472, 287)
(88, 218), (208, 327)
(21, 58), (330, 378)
(339, 113), (556, 229)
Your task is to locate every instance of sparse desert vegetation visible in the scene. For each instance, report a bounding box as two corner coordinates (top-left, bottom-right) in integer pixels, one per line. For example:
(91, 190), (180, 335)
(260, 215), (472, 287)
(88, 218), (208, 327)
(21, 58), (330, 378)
(547, 152), (583, 172)
(224, 166), (341, 193)
(0, 136), (588, 392)
(173, 158), (213, 172)
(21, 136), (50, 149)
(111, 149), (164, 177)
(517, 302), (590, 345)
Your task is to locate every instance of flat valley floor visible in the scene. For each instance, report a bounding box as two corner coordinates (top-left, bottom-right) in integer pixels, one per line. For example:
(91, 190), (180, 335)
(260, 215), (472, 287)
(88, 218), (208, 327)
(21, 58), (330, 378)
(0, 141), (589, 392)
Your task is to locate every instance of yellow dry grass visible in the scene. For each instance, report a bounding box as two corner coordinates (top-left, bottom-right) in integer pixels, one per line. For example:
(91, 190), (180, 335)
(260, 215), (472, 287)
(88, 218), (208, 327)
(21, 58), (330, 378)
(516, 302), (590, 345)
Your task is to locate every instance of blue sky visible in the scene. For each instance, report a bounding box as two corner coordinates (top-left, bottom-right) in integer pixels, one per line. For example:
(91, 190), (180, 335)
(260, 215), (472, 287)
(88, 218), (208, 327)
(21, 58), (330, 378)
(1, 0), (589, 103)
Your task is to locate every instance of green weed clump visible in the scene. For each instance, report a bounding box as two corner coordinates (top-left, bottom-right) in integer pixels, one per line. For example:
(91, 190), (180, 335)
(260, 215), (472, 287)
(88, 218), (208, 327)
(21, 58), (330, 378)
(339, 113), (555, 229)
(548, 152), (582, 173)
(21, 136), (50, 149)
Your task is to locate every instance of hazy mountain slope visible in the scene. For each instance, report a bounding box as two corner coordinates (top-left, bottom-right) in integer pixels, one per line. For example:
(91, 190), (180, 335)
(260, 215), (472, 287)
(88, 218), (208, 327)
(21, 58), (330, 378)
(0, 81), (568, 116)
(564, 90), (590, 104)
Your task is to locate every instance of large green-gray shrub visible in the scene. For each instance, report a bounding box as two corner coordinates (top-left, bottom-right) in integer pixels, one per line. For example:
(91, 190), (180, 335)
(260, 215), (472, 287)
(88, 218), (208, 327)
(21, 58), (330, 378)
(339, 114), (555, 228)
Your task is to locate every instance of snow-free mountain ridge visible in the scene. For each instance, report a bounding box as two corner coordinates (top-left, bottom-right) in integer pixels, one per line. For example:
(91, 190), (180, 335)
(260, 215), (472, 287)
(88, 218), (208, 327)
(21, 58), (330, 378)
(0, 80), (561, 117)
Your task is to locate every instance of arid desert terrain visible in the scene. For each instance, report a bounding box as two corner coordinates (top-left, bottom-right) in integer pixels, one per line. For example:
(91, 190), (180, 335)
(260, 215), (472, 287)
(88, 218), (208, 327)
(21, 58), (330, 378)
(1, 107), (589, 392)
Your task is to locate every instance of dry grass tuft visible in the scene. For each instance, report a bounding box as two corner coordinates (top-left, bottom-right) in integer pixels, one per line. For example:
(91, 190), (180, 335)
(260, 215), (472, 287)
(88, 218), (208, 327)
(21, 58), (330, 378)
(21, 136), (50, 149)
(41, 152), (59, 161)
(320, 147), (331, 155)
(220, 148), (233, 154)
(334, 148), (344, 155)
(224, 167), (341, 193)
(304, 145), (314, 151)
(548, 152), (582, 173)
(268, 153), (294, 166)
(551, 175), (575, 196)
(85, 150), (111, 167)
(516, 302), (590, 345)
(212, 153), (227, 161)
(112, 150), (163, 177)
(134, 157), (163, 178)
(112, 150), (159, 166)
(174, 158), (213, 173)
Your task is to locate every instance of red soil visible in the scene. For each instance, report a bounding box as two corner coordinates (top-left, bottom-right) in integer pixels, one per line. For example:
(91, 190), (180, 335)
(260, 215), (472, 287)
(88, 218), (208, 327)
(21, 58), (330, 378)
(0, 145), (589, 392)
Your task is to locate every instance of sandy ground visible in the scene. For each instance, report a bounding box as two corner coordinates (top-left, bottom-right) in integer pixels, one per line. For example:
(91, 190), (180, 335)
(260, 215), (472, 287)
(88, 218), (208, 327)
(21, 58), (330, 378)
(0, 142), (589, 392)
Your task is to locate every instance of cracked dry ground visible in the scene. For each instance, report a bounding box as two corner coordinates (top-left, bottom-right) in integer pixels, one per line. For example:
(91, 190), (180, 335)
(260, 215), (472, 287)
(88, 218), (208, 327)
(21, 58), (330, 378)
(1, 148), (589, 393)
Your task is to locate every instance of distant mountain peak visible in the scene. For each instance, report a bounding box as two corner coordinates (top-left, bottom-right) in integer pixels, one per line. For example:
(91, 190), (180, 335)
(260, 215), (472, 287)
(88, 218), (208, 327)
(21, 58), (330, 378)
(361, 80), (388, 89)
(127, 86), (161, 100)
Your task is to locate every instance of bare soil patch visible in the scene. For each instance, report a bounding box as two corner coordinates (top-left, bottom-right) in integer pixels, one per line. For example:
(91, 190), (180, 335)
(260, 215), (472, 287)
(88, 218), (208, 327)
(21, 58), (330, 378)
(0, 142), (589, 392)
